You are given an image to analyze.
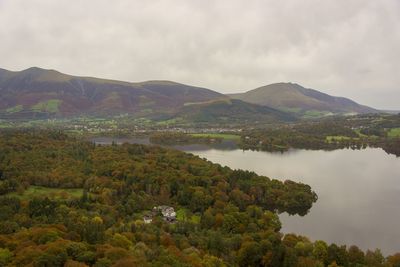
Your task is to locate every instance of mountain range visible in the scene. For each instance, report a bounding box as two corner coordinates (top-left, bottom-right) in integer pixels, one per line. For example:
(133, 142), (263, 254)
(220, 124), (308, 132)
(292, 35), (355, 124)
(0, 67), (378, 122)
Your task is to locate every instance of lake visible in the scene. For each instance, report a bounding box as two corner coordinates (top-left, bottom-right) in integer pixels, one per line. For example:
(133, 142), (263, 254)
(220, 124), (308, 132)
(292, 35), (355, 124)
(91, 137), (400, 255)
(183, 147), (400, 255)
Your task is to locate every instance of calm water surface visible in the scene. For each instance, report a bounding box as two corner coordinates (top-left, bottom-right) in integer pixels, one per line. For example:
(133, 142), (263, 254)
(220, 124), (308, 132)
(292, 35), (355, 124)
(183, 147), (400, 255)
(91, 137), (400, 254)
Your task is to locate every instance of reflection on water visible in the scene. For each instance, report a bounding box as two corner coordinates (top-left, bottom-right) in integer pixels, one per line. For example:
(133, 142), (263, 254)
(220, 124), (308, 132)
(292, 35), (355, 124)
(90, 137), (400, 255)
(184, 148), (400, 255)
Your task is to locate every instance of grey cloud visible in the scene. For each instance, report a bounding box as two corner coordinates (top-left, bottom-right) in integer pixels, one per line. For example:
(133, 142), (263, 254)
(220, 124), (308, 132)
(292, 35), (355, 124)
(0, 0), (399, 109)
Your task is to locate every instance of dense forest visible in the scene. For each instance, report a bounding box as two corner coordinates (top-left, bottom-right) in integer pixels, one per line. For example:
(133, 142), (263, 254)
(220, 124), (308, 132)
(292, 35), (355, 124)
(0, 131), (399, 266)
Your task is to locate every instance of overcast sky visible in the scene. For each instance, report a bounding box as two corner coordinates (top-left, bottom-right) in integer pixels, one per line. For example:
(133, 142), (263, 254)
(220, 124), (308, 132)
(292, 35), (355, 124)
(0, 0), (399, 109)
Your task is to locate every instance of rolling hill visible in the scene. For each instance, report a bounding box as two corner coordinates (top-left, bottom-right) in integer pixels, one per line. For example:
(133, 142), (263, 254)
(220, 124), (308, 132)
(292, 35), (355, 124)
(0, 67), (293, 123)
(0, 67), (227, 119)
(229, 82), (377, 117)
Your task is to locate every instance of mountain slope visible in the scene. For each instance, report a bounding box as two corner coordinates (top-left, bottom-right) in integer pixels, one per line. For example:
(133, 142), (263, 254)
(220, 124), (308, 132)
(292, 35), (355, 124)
(0, 67), (227, 119)
(229, 82), (377, 116)
(0, 67), (294, 123)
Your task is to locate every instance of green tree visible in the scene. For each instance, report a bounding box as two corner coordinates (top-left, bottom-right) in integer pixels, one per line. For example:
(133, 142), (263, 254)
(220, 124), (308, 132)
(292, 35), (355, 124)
(237, 241), (263, 267)
(364, 249), (384, 266)
(0, 248), (12, 266)
(347, 245), (364, 266)
(312, 240), (328, 264)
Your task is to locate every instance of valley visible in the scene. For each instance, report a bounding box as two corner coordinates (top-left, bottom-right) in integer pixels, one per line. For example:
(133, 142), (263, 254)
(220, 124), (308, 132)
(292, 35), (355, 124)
(2, 1), (399, 266)
(0, 67), (399, 266)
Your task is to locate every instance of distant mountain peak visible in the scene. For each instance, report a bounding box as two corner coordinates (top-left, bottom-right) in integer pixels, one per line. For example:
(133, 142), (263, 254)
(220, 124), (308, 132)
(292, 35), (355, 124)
(20, 67), (58, 75)
(230, 82), (377, 116)
(23, 66), (45, 72)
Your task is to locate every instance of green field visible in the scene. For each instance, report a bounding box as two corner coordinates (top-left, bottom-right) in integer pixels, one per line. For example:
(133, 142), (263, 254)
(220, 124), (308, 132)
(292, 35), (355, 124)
(6, 105), (23, 113)
(190, 133), (240, 141)
(7, 186), (83, 200)
(32, 99), (61, 113)
(326, 135), (352, 142)
(354, 129), (368, 138)
(388, 128), (400, 137)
